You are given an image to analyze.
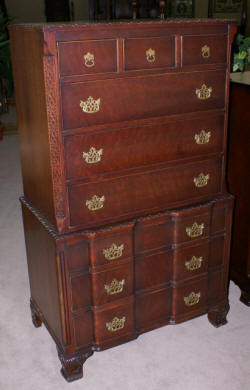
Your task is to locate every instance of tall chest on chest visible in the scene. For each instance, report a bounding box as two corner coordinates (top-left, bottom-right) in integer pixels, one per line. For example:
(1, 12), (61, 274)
(10, 20), (236, 382)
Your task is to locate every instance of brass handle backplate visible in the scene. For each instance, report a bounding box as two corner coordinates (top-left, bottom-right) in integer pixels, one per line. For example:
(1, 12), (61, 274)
(146, 48), (156, 63)
(82, 147), (103, 164)
(186, 222), (205, 238)
(201, 45), (210, 58)
(84, 52), (95, 67)
(194, 173), (210, 188)
(103, 243), (124, 261)
(80, 96), (100, 114)
(195, 130), (211, 145)
(106, 316), (126, 332)
(196, 84), (212, 100)
(85, 195), (105, 211)
(185, 256), (203, 271)
(104, 279), (125, 295)
(184, 291), (201, 307)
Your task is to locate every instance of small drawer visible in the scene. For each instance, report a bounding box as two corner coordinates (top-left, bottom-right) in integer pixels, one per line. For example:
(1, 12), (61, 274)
(172, 277), (208, 317)
(64, 114), (224, 181)
(173, 240), (209, 281)
(135, 250), (172, 292)
(69, 158), (222, 229)
(91, 262), (133, 306)
(124, 36), (175, 71)
(88, 223), (134, 268)
(93, 296), (134, 344)
(172, 202), (213, 244)
(182, 35), (227, 67)
(61, 70), (225, 130)
(58, 39), (117, 76)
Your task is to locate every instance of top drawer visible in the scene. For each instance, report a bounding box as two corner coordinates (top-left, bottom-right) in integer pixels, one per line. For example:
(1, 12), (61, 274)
(124, 36), (175, 71)
(58, 39), (117, 76)
(182, 35), (227, 67)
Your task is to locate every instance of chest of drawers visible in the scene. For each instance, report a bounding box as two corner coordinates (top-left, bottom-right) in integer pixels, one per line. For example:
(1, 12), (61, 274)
(10, 19), (236, 382)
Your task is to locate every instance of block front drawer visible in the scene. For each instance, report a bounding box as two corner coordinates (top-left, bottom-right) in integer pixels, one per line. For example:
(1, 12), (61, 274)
(68, 158), (222, 228)
(64, 114), (224, 180)
(61, 70), (226, 129)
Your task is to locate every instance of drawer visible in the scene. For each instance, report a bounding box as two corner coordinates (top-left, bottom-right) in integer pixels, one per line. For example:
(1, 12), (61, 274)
(173, 240), (209, 281)
(88, 223), (134, 268)
(61, 70), (226, 130)
(64, 114), (224, 180)
(182, 35), (227, 67)
(68, 158), (222, 229)
(172, 277), (208, 317)
(136, 286), (172, 330)
(58, 39), (117, 76)
(91, 262), (133, 306)
(135, 250), (172, 292)
(93, 296), (134, 344)
(172, 202), (213, 244)
(124, 36), (175, 71)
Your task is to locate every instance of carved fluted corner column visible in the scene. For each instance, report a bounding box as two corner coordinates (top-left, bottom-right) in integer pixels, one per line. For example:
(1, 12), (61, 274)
(159, 1), (166, 20)
(132, 0), (137, 20)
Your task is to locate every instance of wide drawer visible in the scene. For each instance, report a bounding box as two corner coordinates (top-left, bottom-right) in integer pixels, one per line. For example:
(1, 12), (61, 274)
(182, 34), (227, 67)
(58, 39), (117, 76)
(68, 157), (222, 228)
(124, 36), (175, 71)
(61, 70), (226, 130)
(64, 114), (224, 180)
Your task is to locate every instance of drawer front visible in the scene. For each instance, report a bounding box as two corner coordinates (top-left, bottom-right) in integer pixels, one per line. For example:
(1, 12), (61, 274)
(124, 36), (175, 71)
(69, 158), (222, 228)
(173, 241), (209, 281)
(91, 262), (133, 306)
(88, 224), (134, 268)
(182, 35), (227, 67)
(61, 70), (225, 130)
(135, 250), (172, 292)
(93, 297), (134, 343)
(58, 39), (117, 76)
(64, 114), (224, 180)
(172, 277), (208, 317)
(136, 287), (172, 330)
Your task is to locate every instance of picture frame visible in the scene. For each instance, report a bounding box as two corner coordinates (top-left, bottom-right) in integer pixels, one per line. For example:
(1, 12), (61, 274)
(171, 0), (194, 18)
(213, 0), (242, 14)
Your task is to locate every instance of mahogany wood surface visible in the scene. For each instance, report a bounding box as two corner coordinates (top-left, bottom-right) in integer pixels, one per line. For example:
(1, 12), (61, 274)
(228, 81), (250, 306)
(10, 20), (236, 381)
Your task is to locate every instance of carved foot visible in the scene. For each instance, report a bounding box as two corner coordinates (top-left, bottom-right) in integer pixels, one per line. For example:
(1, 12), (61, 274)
(57, 347), (93, 382)
(208, 303), (230, 328)
(30, 300), (42, 328)
(240, 290), (250, 306)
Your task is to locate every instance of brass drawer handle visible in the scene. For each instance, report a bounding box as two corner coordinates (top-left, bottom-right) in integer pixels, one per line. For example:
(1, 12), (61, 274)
(86, 195), (105, 211)
(196, 84), (212, 100)
(194, 130), (211, 145)
(106, 316), (126, 332)
(194, 173), (210, 188)
(104, 279), (125, 295)
(103, 243), (124, 261)
(82, 147), (103, 164)
(84, 52), (95, 67)
(186, 222), (204, 238)
(184, 291), (201, 307)
(185, 256), (203, 271)
(146, 48), (156, 63)
(80, 96), (100, 114)
(201, 45), (210, 58)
